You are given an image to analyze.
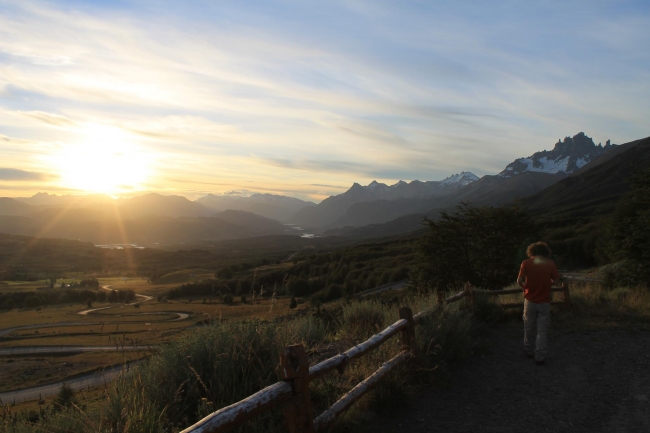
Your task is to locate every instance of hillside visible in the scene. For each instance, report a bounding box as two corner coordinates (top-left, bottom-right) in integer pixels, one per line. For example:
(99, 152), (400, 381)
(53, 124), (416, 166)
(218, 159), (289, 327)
(299, 132), (615, 230)
(292, 174), (477, 228)
(524, 136), (650, 222)
(197, 193), (315, 222)
(0, 198), (34, 216)
(328, 135), (646, 241)
(0, 210), (296, 246)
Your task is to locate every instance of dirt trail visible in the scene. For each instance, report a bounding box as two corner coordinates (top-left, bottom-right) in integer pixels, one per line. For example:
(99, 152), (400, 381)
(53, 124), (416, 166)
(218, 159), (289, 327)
(367, 327), (650, 433)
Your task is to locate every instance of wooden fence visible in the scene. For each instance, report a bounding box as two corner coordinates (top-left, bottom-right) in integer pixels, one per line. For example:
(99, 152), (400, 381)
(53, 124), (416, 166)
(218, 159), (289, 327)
(180, 283), (570, 433)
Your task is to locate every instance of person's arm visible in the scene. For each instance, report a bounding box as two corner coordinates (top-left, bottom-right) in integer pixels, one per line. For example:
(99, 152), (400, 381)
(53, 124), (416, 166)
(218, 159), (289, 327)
(550, 263), (561, 284)
(517, 263), (526, 290)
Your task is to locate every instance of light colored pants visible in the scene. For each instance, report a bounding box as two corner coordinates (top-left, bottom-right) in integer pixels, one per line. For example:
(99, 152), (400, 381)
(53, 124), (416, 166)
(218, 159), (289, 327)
(523, 300), (550, 361)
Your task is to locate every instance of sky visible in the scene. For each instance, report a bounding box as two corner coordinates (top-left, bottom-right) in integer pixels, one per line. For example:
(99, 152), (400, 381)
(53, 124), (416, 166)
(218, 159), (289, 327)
(1, 0), (649, 202)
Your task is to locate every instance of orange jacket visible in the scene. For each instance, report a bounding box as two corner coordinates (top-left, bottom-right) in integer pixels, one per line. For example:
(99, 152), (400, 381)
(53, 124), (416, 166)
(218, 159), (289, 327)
(518, 257), (560, 304)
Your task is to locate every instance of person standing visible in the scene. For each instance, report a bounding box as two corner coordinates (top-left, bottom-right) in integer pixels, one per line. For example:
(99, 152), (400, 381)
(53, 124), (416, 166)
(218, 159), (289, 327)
(517, 242), (560, 365)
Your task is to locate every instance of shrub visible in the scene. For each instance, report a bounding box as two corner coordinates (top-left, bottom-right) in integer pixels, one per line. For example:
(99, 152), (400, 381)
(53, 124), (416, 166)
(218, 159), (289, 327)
(415, 203), (534, 290)
(3, 297), (15, 310)
(341, 301), (388, 338)
(53, 384), (76, 411)
(105, 317), (328, 431)
(24, 296), (40, 308)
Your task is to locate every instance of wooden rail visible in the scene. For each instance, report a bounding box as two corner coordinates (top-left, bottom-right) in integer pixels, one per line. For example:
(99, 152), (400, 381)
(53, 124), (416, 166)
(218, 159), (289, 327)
(180, 283), (570, 433)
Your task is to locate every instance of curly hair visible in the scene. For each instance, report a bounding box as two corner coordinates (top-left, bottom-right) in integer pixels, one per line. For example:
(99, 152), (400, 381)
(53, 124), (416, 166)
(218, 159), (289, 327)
(526, 241), (551, 258)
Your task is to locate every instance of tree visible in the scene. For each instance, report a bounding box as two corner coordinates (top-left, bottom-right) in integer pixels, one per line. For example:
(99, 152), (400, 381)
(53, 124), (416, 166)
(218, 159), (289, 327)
(3, 297), (15, 310)
(415, 203), (535, 290)
(217, 268), (234, 279)
(287, 277), (310, 296)
(289, 296), (297, 309)
(53, 384), (76, 411)
(602, 167), (650, 285)
(24, 296), (40, 308)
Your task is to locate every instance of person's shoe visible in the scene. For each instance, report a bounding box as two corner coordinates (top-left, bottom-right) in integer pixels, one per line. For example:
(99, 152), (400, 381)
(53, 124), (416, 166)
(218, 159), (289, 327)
(536, 360), (545, 366)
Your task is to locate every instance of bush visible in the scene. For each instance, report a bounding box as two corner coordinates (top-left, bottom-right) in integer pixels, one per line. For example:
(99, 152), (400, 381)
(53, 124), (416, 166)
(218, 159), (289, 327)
(600, 167), (650, 285)
(105, 317), (328, 431)
(24, 295), (40, 308)
(53, 384), (76, 411)
(3, 297), (15, 310)
(415, 203), (534, 290)
(287, 277), (310, 296)
(341, 301), (388, 338)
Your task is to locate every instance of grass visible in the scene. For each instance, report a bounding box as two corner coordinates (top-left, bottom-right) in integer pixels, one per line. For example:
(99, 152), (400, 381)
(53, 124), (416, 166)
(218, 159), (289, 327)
(150, 269), (215, 285)
(0, 292), (480, 433)
(0, 351), (146, 393)
(478, 281), (650, 332)
(0, 295), (308, 392)
(4, 281), (649, 433)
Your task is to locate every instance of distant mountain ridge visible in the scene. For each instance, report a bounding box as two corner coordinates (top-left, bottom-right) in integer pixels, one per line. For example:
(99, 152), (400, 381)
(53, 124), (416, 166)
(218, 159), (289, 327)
(0, 131), (626, 244)
(290, 172), (479, 228)
(196, 193), (314, 222)
(499, 132), (613, 177)
(0, 210), (296, 245)
(327, 135), (646, 240)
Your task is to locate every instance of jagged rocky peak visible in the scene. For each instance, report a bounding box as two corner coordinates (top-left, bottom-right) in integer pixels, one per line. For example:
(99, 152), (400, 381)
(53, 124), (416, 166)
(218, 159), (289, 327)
(441, 172), (479, 186)
(499, 132), (615, 178)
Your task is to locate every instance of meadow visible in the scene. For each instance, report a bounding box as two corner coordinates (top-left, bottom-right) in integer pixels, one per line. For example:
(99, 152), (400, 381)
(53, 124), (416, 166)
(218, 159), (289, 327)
(3, 279), (648, 433)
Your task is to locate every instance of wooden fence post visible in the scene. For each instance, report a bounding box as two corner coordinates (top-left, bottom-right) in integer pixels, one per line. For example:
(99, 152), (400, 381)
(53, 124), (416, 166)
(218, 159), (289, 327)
(562, 283), (572, 308)
(399, 306), (417, 356)
(280, 344), (315, 433)
(464, 283), (476, 311)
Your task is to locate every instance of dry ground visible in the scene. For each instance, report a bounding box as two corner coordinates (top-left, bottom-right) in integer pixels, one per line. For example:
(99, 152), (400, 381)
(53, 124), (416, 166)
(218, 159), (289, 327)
(0, 351), (145, 393)
(0, 291), (307, 392)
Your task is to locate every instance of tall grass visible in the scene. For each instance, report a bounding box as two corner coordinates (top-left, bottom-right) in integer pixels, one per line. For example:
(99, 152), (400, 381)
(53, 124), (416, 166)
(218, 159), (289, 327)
(0, 294), (482, 433)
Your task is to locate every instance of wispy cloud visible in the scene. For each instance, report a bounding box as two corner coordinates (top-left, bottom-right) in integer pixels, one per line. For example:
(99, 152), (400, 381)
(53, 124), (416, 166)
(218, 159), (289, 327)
(0, 167), (51, 181)
(0, 1), (648, 200)
(20, 110), (76, 127)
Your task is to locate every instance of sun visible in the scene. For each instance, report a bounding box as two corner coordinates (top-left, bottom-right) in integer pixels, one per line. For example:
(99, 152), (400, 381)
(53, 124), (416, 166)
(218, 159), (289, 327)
(54, 124), (152, 195)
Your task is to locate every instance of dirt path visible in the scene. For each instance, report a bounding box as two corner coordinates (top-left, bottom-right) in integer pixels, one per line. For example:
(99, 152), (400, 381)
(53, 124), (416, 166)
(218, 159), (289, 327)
(367, 327), (650, 433)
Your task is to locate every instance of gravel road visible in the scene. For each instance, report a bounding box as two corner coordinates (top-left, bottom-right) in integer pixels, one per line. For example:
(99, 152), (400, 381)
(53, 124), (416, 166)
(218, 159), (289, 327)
(0, 345), (152, 356)
(0, 363), (133, 404)
(366, 327), (650, 433)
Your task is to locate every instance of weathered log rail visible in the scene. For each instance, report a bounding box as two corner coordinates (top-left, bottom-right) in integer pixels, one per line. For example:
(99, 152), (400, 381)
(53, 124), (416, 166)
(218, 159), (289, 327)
(180, 283), (570, 433)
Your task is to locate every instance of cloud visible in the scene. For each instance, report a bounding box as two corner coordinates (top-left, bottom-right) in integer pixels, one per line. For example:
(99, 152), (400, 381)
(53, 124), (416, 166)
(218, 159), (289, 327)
(0, 134), (31, 144)
(20, 110), (76, 127)
(260, 157), (371, 175)
(309, 183), (346, 188)
(0, 168), (51, 181)
(0, 1), (648, 199)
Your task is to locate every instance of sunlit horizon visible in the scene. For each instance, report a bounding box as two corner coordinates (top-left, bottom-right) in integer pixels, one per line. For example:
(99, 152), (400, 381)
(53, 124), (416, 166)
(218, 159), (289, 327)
(1, 1), (649, 203)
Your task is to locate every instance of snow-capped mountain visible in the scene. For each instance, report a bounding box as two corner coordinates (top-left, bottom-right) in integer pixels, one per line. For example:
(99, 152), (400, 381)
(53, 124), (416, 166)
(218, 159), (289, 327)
(499, 132), (614, 178)
(290, 174), (479, 228)
(441, 172), (480, 186)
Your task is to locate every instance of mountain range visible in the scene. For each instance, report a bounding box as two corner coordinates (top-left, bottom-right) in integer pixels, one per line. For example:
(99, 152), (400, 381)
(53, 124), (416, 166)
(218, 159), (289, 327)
(3, 131), (640, 247)
(196, 193), (315, 222)
(296, 133), (616, 230)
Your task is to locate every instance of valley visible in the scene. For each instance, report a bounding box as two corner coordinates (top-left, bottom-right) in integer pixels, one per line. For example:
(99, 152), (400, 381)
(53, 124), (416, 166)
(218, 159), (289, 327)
(1, 132), (650, 431)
